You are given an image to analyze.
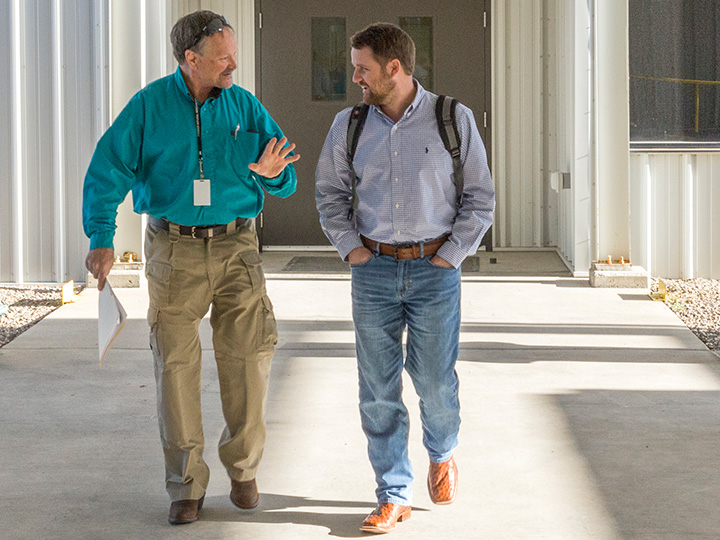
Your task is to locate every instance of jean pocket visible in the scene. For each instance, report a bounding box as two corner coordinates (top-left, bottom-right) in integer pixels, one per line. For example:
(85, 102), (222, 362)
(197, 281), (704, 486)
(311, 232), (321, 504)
(424, 256), (456, 270)
(350, 253), (377, 268)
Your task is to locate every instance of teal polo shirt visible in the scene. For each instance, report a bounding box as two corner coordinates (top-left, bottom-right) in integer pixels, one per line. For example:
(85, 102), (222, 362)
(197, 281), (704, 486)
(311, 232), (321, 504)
(83, 67), (297, 250)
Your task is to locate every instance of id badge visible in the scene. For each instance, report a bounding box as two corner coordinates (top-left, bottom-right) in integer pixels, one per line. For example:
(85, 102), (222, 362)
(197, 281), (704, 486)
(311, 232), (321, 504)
(193, 179), (211, 206)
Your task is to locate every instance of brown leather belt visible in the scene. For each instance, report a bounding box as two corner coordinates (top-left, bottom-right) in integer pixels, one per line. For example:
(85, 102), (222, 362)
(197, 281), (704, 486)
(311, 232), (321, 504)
(361, 234), (449, 260)
(148, 216), (249, 239)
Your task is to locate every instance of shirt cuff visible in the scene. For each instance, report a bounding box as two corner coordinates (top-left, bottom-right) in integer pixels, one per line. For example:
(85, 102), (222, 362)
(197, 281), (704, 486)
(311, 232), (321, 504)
(89, 232), (115, 251)
(261, 170), (285, 186)
(337, 234), (364, 262)
(436, 242), (467, 269)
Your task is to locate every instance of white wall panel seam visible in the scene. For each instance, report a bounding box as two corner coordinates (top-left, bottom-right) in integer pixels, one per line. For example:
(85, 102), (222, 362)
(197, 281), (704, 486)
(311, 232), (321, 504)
(53, 0), (67, 282)
(11, 0), (25, 283)
(533, 0), (543, 247)
(492, 0), (507, 247)
(682, 155), (694, 278)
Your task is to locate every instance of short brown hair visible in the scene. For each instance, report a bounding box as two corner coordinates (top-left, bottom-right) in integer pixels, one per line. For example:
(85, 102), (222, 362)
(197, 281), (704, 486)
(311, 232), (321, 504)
(351, 22), (415, 75)
(170, 10), (234, 64)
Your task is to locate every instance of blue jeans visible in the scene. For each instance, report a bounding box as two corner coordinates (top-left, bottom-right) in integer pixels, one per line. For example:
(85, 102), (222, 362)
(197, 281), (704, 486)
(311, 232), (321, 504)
(351, 254), (461, 505)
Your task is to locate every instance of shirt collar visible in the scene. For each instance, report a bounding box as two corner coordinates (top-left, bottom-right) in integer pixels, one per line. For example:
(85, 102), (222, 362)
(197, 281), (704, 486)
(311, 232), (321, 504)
(173, 66), (223, 103)
(371, 79), (426, 122)
(407, 79), (426, 113)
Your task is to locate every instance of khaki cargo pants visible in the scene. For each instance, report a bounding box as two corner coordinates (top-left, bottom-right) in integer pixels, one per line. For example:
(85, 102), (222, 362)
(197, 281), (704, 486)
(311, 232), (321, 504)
(144, 219), (277, 502)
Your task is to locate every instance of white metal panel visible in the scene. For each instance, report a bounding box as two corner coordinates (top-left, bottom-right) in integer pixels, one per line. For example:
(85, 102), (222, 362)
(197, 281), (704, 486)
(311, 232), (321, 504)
(492, 0), (545, 248)
(0, 0), (14, 280)
(62, 1), (107, 283)
(0, 0), (105, 283)
(694, 155), (720, 278)
(630, 153), (720, 279)
(21, 0), (58, 282)
(570, 0), (593, 274)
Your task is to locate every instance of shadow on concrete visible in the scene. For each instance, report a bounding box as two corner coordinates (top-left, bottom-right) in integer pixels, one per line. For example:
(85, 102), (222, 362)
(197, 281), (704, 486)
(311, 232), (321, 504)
(200, 493), (429, 538)
(549, 390), (720, 539)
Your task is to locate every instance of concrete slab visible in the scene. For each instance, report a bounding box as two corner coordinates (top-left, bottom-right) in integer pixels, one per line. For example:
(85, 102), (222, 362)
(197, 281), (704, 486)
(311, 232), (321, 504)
(1, 275), (719, 539)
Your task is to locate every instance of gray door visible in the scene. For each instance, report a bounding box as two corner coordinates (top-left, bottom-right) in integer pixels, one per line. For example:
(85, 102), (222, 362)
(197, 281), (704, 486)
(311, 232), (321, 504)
(256, 0), (491, 247)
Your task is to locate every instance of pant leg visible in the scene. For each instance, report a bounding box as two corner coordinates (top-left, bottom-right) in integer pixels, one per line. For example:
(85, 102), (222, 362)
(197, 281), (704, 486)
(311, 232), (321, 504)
(145, 224), (213, 501)
(351, 254), (413, 505)
(206, 224), (277, 482)
(404, 257), (462, 463)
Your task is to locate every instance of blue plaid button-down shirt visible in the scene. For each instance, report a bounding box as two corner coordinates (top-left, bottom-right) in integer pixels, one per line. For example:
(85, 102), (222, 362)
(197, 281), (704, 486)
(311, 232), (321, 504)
(315, 82), (495, 269)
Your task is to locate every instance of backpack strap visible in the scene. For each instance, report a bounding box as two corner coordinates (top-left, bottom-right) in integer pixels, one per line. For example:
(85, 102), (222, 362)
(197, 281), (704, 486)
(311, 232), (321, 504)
(346, 102), (370, 220)
(436, 95), (464, 207)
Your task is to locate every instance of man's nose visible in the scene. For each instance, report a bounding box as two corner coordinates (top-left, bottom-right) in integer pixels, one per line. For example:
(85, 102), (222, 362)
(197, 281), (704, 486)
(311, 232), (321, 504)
(352, 69), (362, 84)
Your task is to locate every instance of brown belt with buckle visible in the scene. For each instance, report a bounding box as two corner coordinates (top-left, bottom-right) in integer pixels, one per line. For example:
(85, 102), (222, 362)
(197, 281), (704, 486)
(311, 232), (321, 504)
(148, 216), (248, 239)
(361, 234), (449, 260)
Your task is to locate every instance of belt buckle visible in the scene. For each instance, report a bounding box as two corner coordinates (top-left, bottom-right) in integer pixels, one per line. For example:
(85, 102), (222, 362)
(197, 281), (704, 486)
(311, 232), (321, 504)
(190, 226), (199, 239)
(394, 243), (410, 261)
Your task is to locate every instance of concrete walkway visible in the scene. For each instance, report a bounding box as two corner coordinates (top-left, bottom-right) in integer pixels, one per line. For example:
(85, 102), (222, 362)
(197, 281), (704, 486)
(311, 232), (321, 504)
(1, 271), (719, 539)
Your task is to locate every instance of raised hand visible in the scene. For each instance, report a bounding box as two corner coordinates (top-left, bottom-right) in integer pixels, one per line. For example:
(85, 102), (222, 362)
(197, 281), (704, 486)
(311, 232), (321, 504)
(248, 137), (300, 178)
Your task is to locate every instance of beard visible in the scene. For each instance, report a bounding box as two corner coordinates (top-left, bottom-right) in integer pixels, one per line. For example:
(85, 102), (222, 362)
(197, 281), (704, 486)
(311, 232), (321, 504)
(362, 73), (396, 106)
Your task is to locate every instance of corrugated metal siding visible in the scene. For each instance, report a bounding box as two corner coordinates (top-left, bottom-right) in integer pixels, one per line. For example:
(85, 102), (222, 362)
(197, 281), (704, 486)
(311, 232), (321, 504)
(630, 153), (720, 279)
(0, 0), (14, 281)
(495, 0), (593, 274)
(493, 0), (558, 249)
(1, 0), (106, 283)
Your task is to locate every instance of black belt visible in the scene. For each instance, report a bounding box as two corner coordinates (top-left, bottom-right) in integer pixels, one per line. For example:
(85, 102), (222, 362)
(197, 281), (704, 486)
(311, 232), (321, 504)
(148, 216), (248, 239)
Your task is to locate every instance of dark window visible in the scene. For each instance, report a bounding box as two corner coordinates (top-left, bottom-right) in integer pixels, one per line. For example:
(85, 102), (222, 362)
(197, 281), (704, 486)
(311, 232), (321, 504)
(400, 17), (434, 92)
(630, 0), (720, 145)
(311, 18), (346, 102)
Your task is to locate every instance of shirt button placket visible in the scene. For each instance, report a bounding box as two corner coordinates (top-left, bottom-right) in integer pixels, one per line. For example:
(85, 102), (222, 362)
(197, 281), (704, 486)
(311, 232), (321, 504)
(390, 123), (401, 238)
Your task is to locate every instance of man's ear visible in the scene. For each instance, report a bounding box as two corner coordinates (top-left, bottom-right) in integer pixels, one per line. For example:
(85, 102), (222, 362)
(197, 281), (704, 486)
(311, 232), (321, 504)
(387, 59), (402, 78)
(185, 49), (198, 68)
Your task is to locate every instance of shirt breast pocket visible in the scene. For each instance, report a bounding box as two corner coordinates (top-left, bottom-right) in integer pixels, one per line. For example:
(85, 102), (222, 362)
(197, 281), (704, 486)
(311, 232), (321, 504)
(225, 130), (260, 177)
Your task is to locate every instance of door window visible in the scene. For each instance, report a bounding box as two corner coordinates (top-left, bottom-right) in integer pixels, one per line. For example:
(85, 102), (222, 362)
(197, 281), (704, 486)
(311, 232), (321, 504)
(400, 17), (434, 91)
(311, 17), (347, 101)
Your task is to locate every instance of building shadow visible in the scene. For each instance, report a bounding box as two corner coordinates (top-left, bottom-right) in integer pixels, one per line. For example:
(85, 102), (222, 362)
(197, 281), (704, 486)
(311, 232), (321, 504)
(549, 389), (720, 539)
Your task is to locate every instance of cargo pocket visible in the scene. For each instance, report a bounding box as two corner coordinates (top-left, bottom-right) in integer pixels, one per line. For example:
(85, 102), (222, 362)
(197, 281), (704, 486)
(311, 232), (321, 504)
(257, 295), (278, 352)
(146, 260), (172, 309)
(239, 250), (265, 292)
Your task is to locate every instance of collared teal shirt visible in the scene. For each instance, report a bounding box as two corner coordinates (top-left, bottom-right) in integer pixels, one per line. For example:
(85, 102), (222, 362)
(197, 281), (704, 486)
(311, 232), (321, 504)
(83, 67), (297, 250)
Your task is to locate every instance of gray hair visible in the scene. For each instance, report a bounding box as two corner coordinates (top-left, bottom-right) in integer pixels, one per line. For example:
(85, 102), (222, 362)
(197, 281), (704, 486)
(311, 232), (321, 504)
(170, 10), (233, 64)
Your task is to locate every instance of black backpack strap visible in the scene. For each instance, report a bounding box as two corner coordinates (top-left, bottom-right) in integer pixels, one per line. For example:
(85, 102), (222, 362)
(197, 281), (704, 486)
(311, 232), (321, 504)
(436, 95), (464, 207)
(346, 103), (370, 220)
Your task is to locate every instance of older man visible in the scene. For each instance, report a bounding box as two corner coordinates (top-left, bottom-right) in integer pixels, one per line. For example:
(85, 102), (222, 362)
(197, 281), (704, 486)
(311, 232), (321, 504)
(83, 11), (299, 525)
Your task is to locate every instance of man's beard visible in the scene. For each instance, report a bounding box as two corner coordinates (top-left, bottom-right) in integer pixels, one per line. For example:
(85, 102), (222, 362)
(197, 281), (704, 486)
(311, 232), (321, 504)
(362, 74), (396, 106)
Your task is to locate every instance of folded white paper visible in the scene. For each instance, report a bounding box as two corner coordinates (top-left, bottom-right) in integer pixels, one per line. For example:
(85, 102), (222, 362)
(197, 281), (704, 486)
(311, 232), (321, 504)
(98, 283), (127, 364)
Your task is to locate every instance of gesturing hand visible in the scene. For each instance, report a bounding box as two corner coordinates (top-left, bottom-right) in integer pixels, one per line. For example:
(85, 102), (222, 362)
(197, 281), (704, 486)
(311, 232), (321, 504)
(248, 137), (300, 178)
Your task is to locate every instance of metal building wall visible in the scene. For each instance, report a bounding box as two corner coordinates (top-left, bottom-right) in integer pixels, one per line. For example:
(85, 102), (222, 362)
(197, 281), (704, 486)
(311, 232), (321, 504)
(630, 153), (720, 279)
(0, 0), (107, 283)
(493, 0), (594, 275)
(492, 0), (546, 249)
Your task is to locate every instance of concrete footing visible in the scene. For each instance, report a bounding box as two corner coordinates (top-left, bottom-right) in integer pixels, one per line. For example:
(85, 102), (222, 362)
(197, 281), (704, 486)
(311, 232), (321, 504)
(589, 263), (649, 288)
(86, 262), (144, 288)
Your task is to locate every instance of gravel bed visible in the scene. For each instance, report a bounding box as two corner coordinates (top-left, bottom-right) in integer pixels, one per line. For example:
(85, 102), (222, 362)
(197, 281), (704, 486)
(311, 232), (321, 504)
(0, 285), (83, 348)
(651, 277), (720, 352)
